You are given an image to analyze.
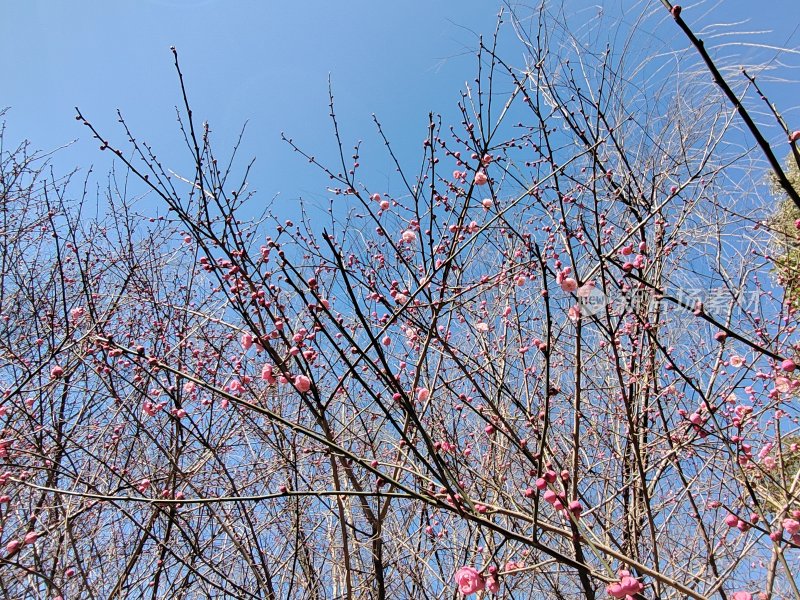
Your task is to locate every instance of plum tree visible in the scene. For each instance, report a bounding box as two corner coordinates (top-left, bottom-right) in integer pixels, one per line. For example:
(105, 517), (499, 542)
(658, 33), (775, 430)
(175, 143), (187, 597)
(1, 3), (799, 599)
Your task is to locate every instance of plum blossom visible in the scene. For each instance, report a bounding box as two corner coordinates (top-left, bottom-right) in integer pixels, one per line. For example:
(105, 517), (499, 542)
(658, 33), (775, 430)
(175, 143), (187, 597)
(504, 560), (523, 572)
(485, 575), (500, 594)
(560, 277), (578, 293)
(241, 333), (254, 351)
(783, 518), (800, 535)
(568, 305), (581, 321)
(775, 376), (791, 394)
(454, 566), (485, 595)
(294, 375), (312, 393)
(729, 355), (745, 368)
(606, 570), (644, 599)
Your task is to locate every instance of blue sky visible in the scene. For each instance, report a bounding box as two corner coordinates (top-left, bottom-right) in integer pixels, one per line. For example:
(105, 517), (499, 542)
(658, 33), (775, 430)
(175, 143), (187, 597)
(2, 0), (799, 222)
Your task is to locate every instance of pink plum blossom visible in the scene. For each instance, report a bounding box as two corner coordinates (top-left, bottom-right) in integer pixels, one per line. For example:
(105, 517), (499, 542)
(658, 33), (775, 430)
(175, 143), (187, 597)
(241, 333), (254, 351)
(606, 570), (644, 599)
(783, 518), (800, 535)
(454, 566), (485, 595)
(294, 375), (312, 393)
(560, 277), (578, 293)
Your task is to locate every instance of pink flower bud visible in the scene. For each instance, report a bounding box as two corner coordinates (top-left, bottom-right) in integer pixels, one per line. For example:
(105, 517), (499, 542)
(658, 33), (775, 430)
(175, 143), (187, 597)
(5, 539), (21, 555)
(23, 531), (39, 545)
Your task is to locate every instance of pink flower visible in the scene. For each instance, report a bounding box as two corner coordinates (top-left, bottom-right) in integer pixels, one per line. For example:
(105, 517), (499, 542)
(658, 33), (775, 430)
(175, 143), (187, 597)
(606, 571), (643, 599)
(732, 593), (752, 600)
(402, 229), (417, 243)
(50, 365), (64, 379)
(241, 333), (254, 351)
(417, 388), (430, 402)
(485, 575), (500, 594)
(474, 172), (488, 186)
(781, 358), (796, 372)
(294, 375), (312, 393)
(560, 278), (578, 293)
(261, 364), (276, 384)
(454, 566), (485, 595)
(481, 198), (493, 209)
(504, 560), (523, 572)
(790, 130), (800, 143)
(783, 518), (800, 535)
(729, 355), (745, 368)
(775, 376), (791, 393)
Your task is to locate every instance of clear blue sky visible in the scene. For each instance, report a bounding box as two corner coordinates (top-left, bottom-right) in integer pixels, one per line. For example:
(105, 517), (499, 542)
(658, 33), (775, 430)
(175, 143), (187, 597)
(2, 0), (799, 221)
